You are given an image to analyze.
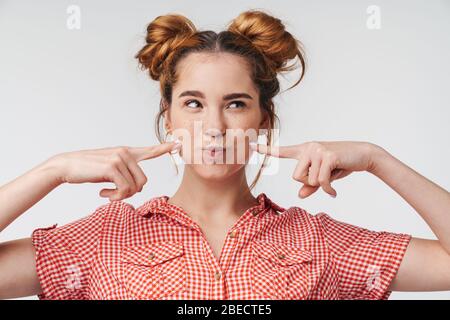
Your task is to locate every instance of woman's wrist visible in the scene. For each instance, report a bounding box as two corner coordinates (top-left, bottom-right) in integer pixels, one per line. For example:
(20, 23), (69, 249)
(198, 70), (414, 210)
(366, 143), (392, 177)
(37, 155), (66, 188)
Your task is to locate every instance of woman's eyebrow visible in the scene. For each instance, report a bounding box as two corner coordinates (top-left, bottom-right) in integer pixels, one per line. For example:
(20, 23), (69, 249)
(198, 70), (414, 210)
(178, 90), (253, 100)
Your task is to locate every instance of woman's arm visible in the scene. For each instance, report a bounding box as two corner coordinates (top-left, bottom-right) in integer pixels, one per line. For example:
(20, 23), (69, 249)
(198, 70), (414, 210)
(368, 146), (450, 291)
(0, 238), (42, 298)
(0, 157), (63, 233)
(0, 157), (62, 298)
(252, 141), (450, 292)
(0, 143), (178, 299)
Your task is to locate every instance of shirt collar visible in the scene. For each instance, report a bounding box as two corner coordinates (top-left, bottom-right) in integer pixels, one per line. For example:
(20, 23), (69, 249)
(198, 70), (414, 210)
(135, 192), (286, 219)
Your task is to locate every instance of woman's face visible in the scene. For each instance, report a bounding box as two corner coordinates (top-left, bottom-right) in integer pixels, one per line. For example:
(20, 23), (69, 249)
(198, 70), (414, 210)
(166, 52), (268, 181)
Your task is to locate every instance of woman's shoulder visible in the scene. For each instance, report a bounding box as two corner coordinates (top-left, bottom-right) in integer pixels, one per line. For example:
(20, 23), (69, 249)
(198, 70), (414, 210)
(262, 192), (331, 223)
(90, 195), (162, 218)
(92, 195), (169, 223)
(274, 202), (331, 223)
(280, 204), (367, 234)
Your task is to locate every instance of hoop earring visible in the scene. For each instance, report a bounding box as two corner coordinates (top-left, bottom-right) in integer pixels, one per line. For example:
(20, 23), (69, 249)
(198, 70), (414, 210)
(258, 130), (270, 146)
(264, 132), (270, 145)
(164, 130), (174, 143)
(164, 131), (182, 156)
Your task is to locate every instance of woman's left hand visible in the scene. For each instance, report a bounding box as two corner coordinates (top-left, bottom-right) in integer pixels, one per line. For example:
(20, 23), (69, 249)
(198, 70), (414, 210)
(250, 141), (382, 198)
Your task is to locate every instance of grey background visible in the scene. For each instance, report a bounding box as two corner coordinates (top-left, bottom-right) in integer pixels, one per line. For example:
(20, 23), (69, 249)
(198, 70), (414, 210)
(0, 0), (449, 299)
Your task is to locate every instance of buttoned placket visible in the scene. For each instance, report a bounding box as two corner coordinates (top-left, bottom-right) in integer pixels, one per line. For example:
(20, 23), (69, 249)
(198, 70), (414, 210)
(199, 209), (259, 299)
(160, 198), (268, 299)
(144, 195), (272, 299)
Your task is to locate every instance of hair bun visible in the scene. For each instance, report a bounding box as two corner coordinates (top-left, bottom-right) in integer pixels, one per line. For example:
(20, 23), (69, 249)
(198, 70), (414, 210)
(135, 14), (198, 80)
(228, 10), (305, 84)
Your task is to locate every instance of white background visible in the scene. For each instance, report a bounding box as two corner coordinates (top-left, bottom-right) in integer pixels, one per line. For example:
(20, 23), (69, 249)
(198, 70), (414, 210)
(0, 0), (449, 299)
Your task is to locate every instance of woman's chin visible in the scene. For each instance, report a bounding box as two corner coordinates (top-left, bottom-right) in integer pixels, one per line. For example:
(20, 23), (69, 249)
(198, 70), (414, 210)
(190, 163), (243, 180)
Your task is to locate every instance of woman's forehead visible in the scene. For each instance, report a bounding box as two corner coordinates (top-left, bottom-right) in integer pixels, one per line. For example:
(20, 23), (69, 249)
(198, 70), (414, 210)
(174, 53), (256, 97)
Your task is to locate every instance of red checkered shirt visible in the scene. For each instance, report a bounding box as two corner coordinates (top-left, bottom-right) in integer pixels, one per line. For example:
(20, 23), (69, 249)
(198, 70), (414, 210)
(31, 192), (412, 300)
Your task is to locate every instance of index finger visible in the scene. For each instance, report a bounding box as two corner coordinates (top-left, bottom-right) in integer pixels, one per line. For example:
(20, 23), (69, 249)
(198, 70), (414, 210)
(250, 143), (299, 159)
(129, 141), (181, 162)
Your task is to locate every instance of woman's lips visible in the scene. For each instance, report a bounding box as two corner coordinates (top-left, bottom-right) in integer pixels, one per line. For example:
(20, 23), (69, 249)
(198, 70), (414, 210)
(202, 147), (225, 160)
(202, 146), (226, 151)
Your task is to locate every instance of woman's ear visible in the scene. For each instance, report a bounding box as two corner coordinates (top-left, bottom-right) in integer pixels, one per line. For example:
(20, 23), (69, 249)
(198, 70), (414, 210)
(162, 104), (173, 133)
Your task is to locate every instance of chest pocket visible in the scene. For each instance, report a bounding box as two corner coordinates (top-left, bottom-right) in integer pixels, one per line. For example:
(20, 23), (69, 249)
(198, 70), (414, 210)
(119, 241), (186, 299)
(251, 240), (313, 300)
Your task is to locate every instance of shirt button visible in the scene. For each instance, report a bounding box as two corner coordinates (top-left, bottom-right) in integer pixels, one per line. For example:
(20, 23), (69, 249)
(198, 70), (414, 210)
(229, 229), (238, 238)
(277, 253), (286, 260)
(149, 253), (155, 260)
(252, 209), (259, 216)
(214, 271), (221, 281)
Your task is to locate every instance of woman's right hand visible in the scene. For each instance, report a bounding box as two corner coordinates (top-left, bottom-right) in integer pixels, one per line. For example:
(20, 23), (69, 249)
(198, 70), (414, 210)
(49, 141), (181, 201)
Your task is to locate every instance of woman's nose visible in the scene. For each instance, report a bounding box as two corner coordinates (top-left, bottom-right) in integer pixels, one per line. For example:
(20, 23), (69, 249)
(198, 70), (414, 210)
(203, 109), (226, 139)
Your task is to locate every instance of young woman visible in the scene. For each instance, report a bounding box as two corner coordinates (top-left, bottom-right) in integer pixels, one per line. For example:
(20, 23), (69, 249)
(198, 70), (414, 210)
(0, 10), (449, 300)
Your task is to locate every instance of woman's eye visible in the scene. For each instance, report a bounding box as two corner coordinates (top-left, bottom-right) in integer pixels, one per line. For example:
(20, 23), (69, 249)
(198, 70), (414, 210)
(227, 101), (246, 109)
(184, 100), (246, 110)
(185, 100), (202, 109)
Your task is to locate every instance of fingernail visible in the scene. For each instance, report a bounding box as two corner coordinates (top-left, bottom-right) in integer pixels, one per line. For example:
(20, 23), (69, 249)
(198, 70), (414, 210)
(329, 193), (336, 198)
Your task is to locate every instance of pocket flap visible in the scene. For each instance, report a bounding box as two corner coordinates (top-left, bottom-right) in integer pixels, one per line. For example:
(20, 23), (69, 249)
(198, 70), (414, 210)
(252, 240), (312, 266)
(120, 241), (184, 267)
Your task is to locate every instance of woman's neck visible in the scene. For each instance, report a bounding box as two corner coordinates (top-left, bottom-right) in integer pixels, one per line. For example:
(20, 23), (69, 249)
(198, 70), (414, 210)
(167, 166), (258, 223)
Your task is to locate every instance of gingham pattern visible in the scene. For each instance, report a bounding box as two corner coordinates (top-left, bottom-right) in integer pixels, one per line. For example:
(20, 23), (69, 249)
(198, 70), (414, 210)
(31, 192), (412, 300)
